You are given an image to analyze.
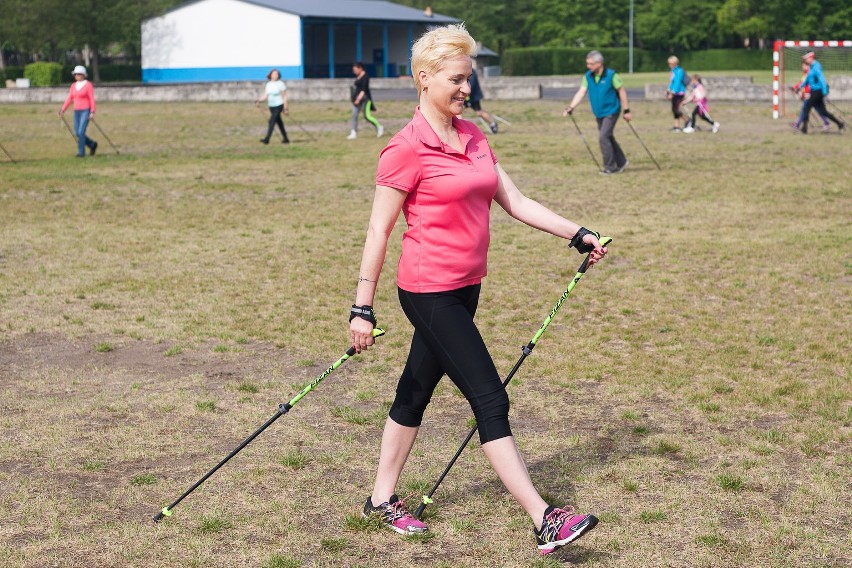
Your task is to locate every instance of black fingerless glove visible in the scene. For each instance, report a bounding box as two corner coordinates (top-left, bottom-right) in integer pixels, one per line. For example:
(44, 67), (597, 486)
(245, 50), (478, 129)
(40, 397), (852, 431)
(569, 227), (600, 254)
(349, 304), (377, 326)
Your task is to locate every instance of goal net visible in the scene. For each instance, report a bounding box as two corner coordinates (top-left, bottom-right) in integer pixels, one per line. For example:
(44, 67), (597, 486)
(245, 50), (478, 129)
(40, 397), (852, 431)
(772, 40), (852, 120)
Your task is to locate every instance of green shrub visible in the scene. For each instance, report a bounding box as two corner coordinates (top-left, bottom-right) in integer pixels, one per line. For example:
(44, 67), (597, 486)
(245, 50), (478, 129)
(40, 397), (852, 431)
(680, 49), (771, 71)
(24, 62), (63, 86)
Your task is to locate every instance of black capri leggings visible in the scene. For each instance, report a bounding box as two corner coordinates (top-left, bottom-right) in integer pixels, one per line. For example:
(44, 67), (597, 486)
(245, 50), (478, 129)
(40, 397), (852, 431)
(671, 94), (685, 119)
(390, 285), (512, 444)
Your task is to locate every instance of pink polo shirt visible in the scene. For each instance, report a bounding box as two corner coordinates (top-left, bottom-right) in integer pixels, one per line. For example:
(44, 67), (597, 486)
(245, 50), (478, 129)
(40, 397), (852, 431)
(376, 108), (498, 293)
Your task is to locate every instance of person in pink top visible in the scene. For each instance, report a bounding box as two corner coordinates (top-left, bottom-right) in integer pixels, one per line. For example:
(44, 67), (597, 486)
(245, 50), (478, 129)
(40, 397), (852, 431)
(682, 74), (720, 134)
(59, 65), (98, 157)
(349, 23), (607, 556)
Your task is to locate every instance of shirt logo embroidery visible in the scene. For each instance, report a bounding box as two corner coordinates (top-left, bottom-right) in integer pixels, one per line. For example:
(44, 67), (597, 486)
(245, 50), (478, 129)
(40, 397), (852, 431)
(476, 153), (487, 159)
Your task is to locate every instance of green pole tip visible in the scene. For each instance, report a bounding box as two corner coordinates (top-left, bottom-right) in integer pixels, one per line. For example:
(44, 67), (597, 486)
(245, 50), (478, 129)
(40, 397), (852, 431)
(421, 495), (433, 505)
(161, 507), (172, 517)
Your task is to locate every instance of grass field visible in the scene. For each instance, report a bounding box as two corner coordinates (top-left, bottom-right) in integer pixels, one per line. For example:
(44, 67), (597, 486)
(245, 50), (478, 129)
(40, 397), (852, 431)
(0, 99), (849, 568)
(614, 70), (773, 88)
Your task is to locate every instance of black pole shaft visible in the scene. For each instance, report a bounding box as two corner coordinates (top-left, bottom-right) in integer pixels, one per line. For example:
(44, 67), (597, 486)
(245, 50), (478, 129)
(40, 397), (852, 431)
(90, 118), (120, 154)
(152, 332), (381, 523)
(61, 116), (77, 141)
(627, 122), (662, 170)
(153, 406), (287, 522)
(0, 142), (14, 163)
(412, 241), (608, 519)
(568, 113), (602, 171)
(826, 99), (849, 120)
(413, 347), (532, 518)
(290, 116), (316, 142)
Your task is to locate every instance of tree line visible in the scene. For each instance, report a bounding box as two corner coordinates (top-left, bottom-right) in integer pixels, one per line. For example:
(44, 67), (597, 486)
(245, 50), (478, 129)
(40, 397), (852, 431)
(0, 0), (174, 80)
(1, 0), (850, 81)
(401, 0), (851, 52)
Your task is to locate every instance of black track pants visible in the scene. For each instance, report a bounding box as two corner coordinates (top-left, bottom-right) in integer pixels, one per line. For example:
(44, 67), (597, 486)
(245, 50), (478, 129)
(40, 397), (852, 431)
(264, 104), (288, 142)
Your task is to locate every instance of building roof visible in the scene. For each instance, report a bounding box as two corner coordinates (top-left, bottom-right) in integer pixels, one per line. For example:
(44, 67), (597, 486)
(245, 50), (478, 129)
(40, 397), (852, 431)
(249, 0), (457, 22)
(156, 0), (459, 23)
(476, 43), (498, 57)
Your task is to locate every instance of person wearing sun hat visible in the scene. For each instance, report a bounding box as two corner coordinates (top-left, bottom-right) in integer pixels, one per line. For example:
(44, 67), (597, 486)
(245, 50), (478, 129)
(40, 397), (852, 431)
(59, 65), (98, 157)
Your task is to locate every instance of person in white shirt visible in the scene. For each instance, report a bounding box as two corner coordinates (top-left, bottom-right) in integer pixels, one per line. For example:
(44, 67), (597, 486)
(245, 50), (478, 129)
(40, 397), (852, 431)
(255, 69), (289, 144)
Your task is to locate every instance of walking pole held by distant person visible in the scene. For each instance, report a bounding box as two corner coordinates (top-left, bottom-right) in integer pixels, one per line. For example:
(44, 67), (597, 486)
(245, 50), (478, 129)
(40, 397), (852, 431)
(825, 99), (850, 122)
(567, 111), (602, 171)
(627, 122), (662, 170)
(492, 114), (511, 126)
(287, 113), (317, 142)
(90, 118), (120, 155)
(60, 115), (77, 142)
(0, 141), (15, 163)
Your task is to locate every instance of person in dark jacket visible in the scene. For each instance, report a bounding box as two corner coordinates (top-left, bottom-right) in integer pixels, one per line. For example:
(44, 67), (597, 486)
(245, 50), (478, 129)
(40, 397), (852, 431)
(464, 67), (498, 133)
(347, 62), (384, 139)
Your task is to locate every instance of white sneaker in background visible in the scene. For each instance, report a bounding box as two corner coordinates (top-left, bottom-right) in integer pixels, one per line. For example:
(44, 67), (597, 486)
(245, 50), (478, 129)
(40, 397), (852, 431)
(683, 126), (695, 133)
(377, 125), (384, 137)
(347, 130), (357, 140)
(712, 122), (720, 133)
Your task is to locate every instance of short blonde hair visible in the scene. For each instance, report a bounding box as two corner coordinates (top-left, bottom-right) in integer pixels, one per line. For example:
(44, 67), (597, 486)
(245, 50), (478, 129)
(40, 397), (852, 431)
(668, 56), (679, 65)
(410, 23), (477, 96)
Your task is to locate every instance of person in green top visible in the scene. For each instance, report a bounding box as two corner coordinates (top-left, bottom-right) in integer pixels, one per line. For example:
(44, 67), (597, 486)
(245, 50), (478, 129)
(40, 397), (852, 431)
(563, 51), (632, 175)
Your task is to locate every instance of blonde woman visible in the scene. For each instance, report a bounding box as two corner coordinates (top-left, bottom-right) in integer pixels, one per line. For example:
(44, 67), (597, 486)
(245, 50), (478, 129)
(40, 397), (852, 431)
(666, 55), (688, 131)
(349, 23), (606, 556)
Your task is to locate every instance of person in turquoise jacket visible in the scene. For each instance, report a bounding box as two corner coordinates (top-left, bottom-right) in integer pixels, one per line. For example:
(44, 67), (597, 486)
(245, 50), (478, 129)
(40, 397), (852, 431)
(666, 56), (688, 131)
(563, 50), (632, 174)
(796, 51), (845, 134)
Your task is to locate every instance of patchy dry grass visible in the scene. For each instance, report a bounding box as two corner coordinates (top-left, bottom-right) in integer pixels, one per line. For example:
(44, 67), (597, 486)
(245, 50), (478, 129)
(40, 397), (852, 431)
(0, 98), (849, 567)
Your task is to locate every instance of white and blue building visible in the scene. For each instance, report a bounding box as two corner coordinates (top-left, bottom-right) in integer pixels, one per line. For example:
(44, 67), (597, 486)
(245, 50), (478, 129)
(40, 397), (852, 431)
(141, 0), (458, 83)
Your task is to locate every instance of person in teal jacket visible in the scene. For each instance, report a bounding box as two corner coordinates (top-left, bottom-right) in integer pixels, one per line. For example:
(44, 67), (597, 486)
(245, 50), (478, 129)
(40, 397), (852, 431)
(666, 56), (688, 131)
(563, 50), (632, 174)
(796, 51), (845, 134)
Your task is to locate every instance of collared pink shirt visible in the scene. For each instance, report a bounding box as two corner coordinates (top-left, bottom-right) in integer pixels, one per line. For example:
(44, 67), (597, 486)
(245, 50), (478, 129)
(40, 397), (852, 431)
(376, 107), (498, 293)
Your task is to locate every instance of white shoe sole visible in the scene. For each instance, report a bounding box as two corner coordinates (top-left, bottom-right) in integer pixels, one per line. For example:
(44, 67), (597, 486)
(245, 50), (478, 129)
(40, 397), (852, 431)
(537, 514), (598, 555)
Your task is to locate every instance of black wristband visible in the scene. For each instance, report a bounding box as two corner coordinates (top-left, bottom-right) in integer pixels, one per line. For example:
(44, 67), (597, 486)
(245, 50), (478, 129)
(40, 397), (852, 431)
(623, 108), (631, 114)
(569, 227), (600, 254)
(349, 304), (377, 326)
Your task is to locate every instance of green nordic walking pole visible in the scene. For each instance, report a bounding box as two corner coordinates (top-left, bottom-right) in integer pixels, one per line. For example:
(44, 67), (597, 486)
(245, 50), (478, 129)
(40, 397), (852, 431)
(414, 238), (612, 519)
(153, 327), (385, 523)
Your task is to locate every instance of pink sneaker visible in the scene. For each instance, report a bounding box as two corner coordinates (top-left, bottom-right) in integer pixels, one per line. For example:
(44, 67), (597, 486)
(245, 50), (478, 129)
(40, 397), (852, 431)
(535, 505), (598, 555)
(363, 494), (428, 535)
